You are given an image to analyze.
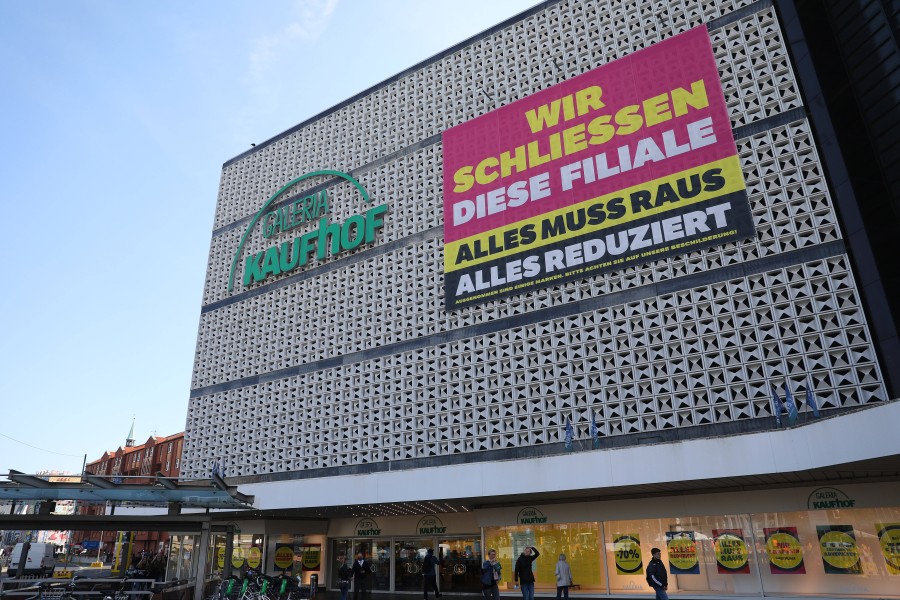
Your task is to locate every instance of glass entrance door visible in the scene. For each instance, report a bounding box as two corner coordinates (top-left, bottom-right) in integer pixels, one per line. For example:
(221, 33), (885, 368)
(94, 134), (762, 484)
(438, 537), (482, 594)
(330, 539), (353, 590)
(394, 540), (426, 591)
(371, 540), (391, 591)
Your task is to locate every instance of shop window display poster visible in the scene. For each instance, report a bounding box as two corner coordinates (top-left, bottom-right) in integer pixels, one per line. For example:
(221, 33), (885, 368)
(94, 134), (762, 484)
(764, 527), (805, 575)
(712, 529), (750, 574)
(666, 531), (699, 574)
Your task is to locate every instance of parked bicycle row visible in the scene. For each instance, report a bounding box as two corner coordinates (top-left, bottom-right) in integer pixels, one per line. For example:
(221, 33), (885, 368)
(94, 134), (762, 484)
(0, 577), (159, 600)
(207, 570), (314, 600)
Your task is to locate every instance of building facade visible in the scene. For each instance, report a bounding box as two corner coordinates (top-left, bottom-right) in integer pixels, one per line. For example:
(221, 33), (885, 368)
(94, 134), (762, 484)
(184, 0), (900, 597)
(72, 431), (185, 557)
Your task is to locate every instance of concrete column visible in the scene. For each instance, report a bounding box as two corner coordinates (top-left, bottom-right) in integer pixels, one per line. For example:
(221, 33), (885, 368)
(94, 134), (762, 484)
(193, 522), (211, 600)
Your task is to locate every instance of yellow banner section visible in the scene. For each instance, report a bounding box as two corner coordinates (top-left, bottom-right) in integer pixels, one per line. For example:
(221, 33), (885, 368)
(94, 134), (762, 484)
(877, 523), (900, 574)
(445, 154), (745, 273)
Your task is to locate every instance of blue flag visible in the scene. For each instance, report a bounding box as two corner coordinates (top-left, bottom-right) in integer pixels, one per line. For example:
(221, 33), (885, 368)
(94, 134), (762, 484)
(564, 418), (574, 451)
(784, 383), (799, 426)
(806, 378), (820, 418)
(770, 385), (784, 427)
(590, 412), (600, 449)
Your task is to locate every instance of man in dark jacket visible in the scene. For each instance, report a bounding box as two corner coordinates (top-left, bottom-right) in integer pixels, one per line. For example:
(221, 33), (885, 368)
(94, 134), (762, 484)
(513, 546), (540, 600)
(351, 551), (372, 600)
(423, 547), (442, 600)
(646, 547), (668, 600)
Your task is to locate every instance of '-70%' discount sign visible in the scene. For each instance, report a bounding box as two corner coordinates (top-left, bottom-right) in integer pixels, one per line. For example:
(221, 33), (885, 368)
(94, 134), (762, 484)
(441, 26), (754, 309)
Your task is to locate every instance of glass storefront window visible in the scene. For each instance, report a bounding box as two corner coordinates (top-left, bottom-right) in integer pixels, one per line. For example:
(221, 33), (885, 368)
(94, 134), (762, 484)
(371, 540), (391, 591)
(330, 539), (353, 590)
(216, 534), (264, 577)
(599, 506), (900, 597)
(394, 540), (424, 591)
(209, 533), (226, 578)
(485, 522), (605, 593)
(165, 536), (181, 582)
(341, 540), (391, 592)
(604, 514), (759, 596)
(751, 507), (900, 598)
(438, 537), (482, 594)
(165, 534), (200, 582)
(328, 537), (482, 595)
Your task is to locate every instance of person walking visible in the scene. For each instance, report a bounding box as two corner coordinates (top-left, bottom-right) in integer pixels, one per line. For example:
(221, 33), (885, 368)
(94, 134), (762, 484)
(481, 548), (501, 600)
(554, 553), (573, 599)
(351, 551), (372, 600)
(337, 555), (352, 600)
(646, 547), (669, 600)
(514, 546), (540, 600)
(423, 548), (442, 600)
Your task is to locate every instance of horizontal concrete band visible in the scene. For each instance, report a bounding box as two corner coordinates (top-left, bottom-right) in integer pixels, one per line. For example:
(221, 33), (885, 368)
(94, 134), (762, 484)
(239, 400), (900, 511)
(191, 238), (847, 399)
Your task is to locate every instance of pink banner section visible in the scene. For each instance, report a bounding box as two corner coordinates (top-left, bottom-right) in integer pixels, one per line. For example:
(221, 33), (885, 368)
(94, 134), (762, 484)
(442, 26), (738, 244)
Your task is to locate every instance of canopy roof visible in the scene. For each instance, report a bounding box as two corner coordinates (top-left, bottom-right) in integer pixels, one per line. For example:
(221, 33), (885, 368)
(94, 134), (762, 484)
(0, 470), (253, 509)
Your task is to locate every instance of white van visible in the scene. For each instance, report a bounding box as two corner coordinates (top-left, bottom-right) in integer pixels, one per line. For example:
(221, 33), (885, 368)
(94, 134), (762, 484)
(7, 543), (56, 576)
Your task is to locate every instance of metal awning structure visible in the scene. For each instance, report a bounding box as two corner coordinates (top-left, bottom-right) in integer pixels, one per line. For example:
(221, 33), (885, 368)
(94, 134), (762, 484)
(0, 513), (232, 532)
(0, 470), (254, 509)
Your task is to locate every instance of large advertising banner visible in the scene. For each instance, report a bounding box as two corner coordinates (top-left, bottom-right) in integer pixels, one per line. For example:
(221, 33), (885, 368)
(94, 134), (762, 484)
(442, 26), (753, 309)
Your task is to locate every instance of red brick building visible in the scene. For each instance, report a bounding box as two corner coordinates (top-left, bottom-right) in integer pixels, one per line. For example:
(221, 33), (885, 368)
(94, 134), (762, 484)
(71, 427), (184, 557)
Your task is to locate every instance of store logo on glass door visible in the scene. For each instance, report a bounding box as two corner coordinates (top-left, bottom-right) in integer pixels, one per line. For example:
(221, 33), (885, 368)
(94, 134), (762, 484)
(417, 515), (447, 535)
(517, 507), (547, 524)
(355, 518), (382, 536)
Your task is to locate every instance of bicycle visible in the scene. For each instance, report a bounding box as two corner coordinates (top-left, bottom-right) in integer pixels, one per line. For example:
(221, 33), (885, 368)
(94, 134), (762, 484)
(236, 572), (263, 600)
(58, 576), (84, 600)
(272, 574), (308, 600)
(22, 581), (63, 600)
(208, 576), (240, 600)
(102, 578), (129, 600)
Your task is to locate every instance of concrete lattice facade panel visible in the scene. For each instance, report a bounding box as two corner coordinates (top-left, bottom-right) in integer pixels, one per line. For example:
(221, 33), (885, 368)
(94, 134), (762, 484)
(193, 117), (849, 388)
(183, 1), (890, 480)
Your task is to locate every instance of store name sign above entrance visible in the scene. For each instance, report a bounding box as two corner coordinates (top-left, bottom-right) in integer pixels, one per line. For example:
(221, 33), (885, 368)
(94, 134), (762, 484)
(355, 518), (382, 537)
(417, 515), (447, 535)
(518, 507), (547, 525)
(228, 170), (388, 291)
(807, 487), (856, 509)
(441, 26), (753, 309)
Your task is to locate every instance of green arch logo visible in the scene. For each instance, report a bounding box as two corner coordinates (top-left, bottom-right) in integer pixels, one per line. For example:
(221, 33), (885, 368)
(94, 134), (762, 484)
(517, 507), (548, 524)
(416, 515), (447, 535)
(355, 517), (382, 537)
(228, 170), (386, 291)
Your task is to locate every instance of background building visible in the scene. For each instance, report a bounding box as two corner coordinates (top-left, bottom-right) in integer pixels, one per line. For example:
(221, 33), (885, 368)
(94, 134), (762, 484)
(183, 0), (899, 597)
(71, 427), (184, 558)
(0, 472), (75, 555)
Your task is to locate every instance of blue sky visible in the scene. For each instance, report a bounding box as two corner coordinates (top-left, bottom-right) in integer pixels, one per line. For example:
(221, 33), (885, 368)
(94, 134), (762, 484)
(0, 0), (536, 475)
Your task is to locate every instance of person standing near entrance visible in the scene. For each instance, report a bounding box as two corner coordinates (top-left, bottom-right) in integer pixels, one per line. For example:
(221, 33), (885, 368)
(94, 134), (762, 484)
(337, 555), (352, 600)
(514, 546), (540, 600)
(351, 551), (372, 600)
(554, 553), (573, 599)
(423, 547), (442, 600)
(646, 547), (669, 600)
(481, 548), (501, 600)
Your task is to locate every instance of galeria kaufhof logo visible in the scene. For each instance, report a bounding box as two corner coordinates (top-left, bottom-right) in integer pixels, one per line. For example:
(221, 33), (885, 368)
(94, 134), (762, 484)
(228, 170), (389, 291)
